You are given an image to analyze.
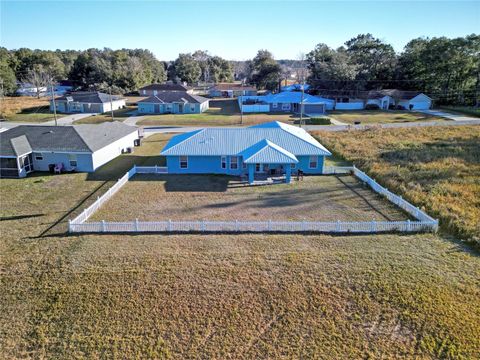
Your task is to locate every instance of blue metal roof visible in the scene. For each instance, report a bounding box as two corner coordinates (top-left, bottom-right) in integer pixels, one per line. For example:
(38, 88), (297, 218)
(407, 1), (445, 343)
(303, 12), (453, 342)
(239, 139), (298, 164)
(161, 121), (331, 157)
(262, 92), (334, 104)
(281, 84), (311, 92)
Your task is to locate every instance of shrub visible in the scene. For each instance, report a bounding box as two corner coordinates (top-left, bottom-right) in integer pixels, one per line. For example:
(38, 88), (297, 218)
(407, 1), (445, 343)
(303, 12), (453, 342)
(365, 104), (380, 110)
(307, 117), (331, 125)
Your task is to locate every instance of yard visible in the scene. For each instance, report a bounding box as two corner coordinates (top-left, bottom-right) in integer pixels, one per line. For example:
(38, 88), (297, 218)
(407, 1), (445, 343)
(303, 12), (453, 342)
(1, 167), (479, 358)
(329, 110), (448, 124)
(90, 174), (410, 222)
(0, 96), (65, 123)
(313, 125), (480, 248)
(72, 106), (136, 124)
(137, 99), (301, 126)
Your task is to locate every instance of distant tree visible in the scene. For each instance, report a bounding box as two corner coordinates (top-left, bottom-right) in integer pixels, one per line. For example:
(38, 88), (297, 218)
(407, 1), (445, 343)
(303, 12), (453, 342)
(251, 50), (282, 91)
(208, 56), (233, 83)
(22, 66), (53, 98)
(306, 44), (358, 91)
(173, 53), (201, 84)
(0, 47), (17, 95)
(345, 34), (397, 89)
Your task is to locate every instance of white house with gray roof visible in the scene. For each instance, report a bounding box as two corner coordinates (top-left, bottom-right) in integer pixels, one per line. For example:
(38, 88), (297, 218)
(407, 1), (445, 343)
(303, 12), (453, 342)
(0, 122), (138, 178)
(137, 91), (209, 114)
(50, 91), (126, 114)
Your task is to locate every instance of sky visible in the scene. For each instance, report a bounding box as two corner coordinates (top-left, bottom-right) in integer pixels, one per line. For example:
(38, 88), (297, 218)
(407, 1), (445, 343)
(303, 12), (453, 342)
(1, 0), (479, 60)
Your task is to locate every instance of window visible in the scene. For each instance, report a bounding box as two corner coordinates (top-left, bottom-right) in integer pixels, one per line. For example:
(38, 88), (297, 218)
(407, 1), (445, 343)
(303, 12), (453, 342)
(221, 156), (226, 169)
(291, 163), (296, 169)
(191, 105), (196, 112)
(34, 152), (43, 161)
(179, 156), (188, 169)
(69, 154), (77, 167)
(309, 155), (318, 169)
(230, 156), (238, 170)
(153, 90), (158, 95)
(242, 161), (247, 169)
(282, 103), (291, 110)
(272, 102), (278, 109)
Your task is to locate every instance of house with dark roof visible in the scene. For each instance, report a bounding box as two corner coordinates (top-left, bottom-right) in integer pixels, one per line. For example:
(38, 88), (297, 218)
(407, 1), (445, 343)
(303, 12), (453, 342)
(160, 121), (331, 184)
(0, 122), (138, 178)
(137, 92), (209, 114)
(208, 83), (257, 98)
(50, 91), (126, 113)
(138, 83), (191, 96)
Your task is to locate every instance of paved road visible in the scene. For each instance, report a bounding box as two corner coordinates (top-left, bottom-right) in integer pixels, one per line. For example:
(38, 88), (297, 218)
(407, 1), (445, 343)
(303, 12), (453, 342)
(123, 112), (145, 126)
(418, 109), (478, 121)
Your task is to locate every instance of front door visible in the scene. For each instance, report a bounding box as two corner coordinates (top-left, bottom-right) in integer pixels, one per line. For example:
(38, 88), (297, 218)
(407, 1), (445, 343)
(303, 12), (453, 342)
(178, 104), (184, 113)
(255, 163), (262, 173)
(21, 154), (33, 173)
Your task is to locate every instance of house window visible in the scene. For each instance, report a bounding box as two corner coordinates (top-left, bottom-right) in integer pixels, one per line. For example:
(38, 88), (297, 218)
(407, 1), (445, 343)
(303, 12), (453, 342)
(191, 105), (195, 112)
(230, 156), (238, 170)
(221, 156), (226, 169)
(153, 90), (158, 95)
(309, 155), (318, 169)
(291, 163), (296, 169)
(242, 161), (247, 169)
(282, 103), (291, 110)
(179, 156), (188, 169)
(69, 154), (77, 167)
(272, 103), (278, 109)
(142, 90), (146, 95)
(34, 152), (43, 161)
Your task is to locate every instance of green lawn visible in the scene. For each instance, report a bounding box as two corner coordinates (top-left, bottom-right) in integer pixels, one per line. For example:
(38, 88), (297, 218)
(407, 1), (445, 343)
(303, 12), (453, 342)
(329, 110), (448, 124)
(73, 106), (136, 124)
(1, 129), (479, 358)
(3, 105), (66, 123)
(439, 106), (480, 118)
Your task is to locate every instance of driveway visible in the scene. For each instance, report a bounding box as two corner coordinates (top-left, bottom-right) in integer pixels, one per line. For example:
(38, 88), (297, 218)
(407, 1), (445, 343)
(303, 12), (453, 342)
(43, 113), (95, 125)
(123, 113), (146, 126)
(417, 109), (479, 121)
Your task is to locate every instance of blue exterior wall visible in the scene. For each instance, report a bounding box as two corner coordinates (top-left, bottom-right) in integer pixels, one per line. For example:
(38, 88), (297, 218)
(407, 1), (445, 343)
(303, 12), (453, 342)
(138, 102), (201, 114)
(165, 155), (325, 175)
(32, 152), (94, 172)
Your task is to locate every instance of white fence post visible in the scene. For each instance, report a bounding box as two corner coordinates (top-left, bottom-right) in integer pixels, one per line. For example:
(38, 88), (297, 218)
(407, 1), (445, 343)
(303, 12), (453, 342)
(101, 220), (106, 232)
(302, 221), (306, 231)
(235, 220), (239, 231)
(201, 220), (205, 232)
(168, 219), (172, 232)
(68, 220), (72, 232)
(268, 220), (272, 231)
(135, 218), (139, 231)
(406, 219), (411, 231)
(336, 220), (341, 232)
(371, 220), (376, 232)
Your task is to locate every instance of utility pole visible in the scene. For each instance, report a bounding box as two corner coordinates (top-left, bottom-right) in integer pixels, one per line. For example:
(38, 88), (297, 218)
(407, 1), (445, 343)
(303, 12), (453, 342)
(0, 79), (4, 121)
(299, 81), (305, 128)
(240, 95), (243, 125)
(50, 78), (58, 126)
(109, 86), (114, 121)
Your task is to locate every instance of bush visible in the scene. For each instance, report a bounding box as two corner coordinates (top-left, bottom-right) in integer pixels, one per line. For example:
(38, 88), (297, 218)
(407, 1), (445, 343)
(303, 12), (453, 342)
(365, 104), (380, 110)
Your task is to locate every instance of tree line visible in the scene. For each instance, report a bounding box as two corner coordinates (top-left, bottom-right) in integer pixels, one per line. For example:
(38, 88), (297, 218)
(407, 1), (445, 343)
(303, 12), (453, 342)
(0, 33), (478, 105)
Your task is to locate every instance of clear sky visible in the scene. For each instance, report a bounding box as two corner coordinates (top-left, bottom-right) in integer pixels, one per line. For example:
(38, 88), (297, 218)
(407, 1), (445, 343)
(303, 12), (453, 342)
(1, 1), (478, 60)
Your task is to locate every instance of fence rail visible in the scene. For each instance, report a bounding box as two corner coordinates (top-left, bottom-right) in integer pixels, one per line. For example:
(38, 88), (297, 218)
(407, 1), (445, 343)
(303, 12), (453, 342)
(69, 165), (439, 234)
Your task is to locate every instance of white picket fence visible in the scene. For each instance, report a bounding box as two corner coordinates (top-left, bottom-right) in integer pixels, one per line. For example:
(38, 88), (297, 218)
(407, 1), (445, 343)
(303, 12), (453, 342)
(69, 165), (439, 234)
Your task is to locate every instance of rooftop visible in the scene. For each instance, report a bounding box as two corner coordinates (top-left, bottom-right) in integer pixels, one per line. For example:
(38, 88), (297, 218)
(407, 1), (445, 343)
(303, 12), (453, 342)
(139, 83), (189, 92)
(0, 122), (138, 157)
(55, 91), (124, 103)
(161, 121), (331, 158)
(138, 92), (209, 104)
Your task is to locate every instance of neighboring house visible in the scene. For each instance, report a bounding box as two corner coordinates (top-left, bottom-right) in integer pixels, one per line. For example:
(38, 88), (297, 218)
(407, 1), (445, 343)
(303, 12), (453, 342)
(137, 92), (209, 114)
(138, 83), (191, 96)
(0, 122), (139, 178)
(209, 83), (257, 98)
(16, 82), (48, 97)
(280, 83), (311, 92)
(160, 121), (331, 184)
(50, 92), (126, 113)
(317, 89), (432, 110)
(240, 92), (334, 114)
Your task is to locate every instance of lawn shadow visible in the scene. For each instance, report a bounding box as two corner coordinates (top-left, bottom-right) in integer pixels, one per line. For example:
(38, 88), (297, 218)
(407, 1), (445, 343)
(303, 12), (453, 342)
(130, 174), (231, 192)
(0, 213), (45, 221)
(86, 155), (165, 181)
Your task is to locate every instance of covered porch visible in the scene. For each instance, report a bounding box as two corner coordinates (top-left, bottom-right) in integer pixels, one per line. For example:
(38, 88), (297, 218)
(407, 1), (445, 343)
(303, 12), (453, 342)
(240, 139), (298, 185)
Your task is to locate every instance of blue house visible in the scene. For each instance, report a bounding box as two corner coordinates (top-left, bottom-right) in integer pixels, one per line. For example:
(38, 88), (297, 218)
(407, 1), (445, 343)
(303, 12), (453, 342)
(137, 92), (209, 114)
(160, 121), (331, 184)
(240, 92), (335, 114)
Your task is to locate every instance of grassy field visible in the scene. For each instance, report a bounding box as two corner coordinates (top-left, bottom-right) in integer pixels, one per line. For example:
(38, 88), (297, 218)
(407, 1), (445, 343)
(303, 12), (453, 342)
(1, 168), (479, 358)
(329, 110), (448, 124)
(73, 106), (136, 124)
(0, 96), (65, 123)
(91, 174), (409, 222)
(313, 125), (480, 248)
(137, 99), (300, 126)
(439, 106), (480, 118)
(1, 127), (480, 358)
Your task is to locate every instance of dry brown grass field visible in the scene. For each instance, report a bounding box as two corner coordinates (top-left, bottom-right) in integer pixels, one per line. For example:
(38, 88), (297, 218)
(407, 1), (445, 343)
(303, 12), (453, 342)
(91, 174), (410, 222)
(1, 127), (479, 359)
(0, 96), (64, 122)
(329, 110), (447, 124)
(313, 125), (480, 248)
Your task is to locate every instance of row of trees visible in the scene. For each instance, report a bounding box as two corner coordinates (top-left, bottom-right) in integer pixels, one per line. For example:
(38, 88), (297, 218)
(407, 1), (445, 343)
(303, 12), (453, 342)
(0, 34), (478, 104)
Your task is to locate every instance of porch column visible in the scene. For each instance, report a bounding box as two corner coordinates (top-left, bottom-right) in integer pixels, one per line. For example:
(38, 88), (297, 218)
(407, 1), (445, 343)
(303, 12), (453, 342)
(248, 164), (254, 184)
(285, 164), (292, 184)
